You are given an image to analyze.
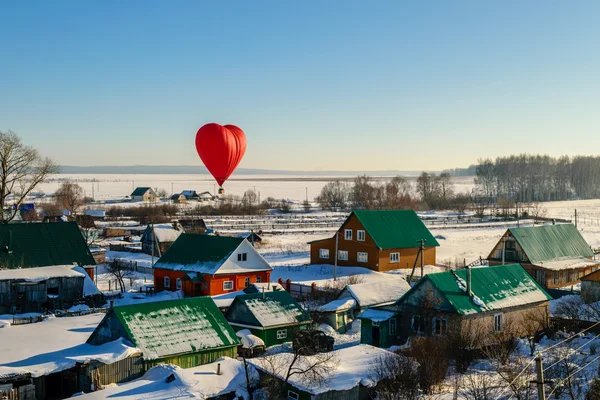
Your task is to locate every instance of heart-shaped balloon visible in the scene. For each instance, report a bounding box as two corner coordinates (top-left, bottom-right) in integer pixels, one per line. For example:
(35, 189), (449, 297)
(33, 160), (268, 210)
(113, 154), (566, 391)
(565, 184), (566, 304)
(195, 123), (247, 187)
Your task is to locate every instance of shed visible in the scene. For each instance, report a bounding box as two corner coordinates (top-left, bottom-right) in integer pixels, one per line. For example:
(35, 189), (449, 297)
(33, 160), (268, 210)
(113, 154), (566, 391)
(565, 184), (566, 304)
(224, 290), (312, 347)
(141, 223), (184, 257)
(319, 279), (411, 333)
(487, 224), (599, 288)
(237, 231), (263, 246)
(87, 297), (240, 369)
(581, 270), (600, 303)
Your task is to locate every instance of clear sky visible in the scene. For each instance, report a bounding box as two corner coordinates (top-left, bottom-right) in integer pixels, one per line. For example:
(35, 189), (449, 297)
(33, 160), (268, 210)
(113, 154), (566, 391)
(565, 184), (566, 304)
(1, 1), (598, 171)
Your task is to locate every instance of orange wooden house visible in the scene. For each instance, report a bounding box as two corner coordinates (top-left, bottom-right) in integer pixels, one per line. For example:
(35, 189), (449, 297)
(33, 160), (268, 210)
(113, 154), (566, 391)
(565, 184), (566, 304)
(309, 210), (439, 272)
(153, 234), (273, 296)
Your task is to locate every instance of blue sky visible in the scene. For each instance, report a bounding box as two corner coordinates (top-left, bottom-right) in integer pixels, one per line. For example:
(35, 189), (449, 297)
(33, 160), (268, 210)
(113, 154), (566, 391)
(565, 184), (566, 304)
(1, 1), (598, 171)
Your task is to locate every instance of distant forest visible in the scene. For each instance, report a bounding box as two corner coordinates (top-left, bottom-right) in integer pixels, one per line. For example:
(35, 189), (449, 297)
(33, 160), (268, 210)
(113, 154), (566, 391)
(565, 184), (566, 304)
(473, 154), (600, 202)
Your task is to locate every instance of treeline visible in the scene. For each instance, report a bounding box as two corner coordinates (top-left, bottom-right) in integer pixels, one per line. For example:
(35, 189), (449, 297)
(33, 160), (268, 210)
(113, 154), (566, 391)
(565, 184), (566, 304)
(315, 174), (470, 211)
(474, 154), (600, 203)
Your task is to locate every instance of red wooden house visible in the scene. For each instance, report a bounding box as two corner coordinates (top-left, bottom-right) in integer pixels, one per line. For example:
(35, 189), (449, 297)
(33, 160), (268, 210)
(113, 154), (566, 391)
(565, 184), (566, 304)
(153, 234), (273, 297)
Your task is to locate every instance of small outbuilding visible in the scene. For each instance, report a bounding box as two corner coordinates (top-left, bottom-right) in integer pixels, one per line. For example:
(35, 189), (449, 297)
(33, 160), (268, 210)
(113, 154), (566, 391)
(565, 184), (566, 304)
(225, 290), (312, 347)
(87, 297), (240, 369)
(581, 270), (600, 303)
(141, 223), (184, 257)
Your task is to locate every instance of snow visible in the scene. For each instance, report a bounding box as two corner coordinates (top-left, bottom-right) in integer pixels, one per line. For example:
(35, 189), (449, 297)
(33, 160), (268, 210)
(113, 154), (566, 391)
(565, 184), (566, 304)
(71, 265), (102, 296)
(236, 329), (265, 349)
(212, 290), (245, 308)
(0, 313), (139, 377)
(343, 279), (411, 307)
(319, 297), (357, 312)
(270, 264), (407, 287)
(150, 224), (183, 242)
(357, 308), (396, 322)
(551, 294), (600, 321)
(0, 265), (85, 282)
(250, 344), (397, 395)
(538, 257), (600, 271)
(318, 320), (361, 349)
(106, 251), (154, 267)
(77, 357), (258, 400)
(243, 296), (305, 327)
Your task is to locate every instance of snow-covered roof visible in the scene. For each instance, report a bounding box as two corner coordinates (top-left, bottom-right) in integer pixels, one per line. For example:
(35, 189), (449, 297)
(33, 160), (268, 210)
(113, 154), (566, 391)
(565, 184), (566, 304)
(236, 329), (265, 349)
(150, 224), (183, 243)
(226, 291), (311, 328)
(70, 265), (101, 296)
(85, 209), (106, 218)
(0, 313), (137, 378)
(0, 265), (85, 282)
(538, 257), (600, 271)
(357, 308), (396, 322)
(319, 297), (357, 312)
(249, 345), (397, 395)
(76, 357), (257, 400)
(343, 279), (411, 308)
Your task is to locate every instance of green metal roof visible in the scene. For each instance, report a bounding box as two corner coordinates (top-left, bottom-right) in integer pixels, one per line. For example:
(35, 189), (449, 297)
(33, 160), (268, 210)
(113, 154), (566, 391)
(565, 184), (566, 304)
(0, 222), (96, 268)
(112, 297), (239, 360)
(226, 290), (312, 328)
(154, 234), (243, 272)
(397, 264), (552, 315)
(508, 224), (593, 264)
(130, 187), (152, 196)
(353, 210), (439, 249)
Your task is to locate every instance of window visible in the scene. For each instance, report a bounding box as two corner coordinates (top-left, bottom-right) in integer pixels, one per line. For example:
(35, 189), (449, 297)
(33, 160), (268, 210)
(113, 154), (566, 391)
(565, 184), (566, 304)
(237, 253), (247, 262)
(338, 250), (348, 261)
(357, 230), (366, 241)
(277, 329), (287, 339)
(433, 318), (447, 335)
(223, 281), (234, 291)
(494, 313), (503, 332)
(344, 229), (352, 240)
(372, 320), (380, 327)
(389, 318), (397, 335)
(47, 287), (59, 297)
(320, 248), (330, 259)
(256, 276), (262, 283)
(505, 240), (516, 251)
(357, 252), (368, 263)
(288, 391), (300, 400)
(176, 278), (182, 290)
(245, 277), (251, 288)
(411, 315), (424, 334)
(164, 276), (170, 288)
(390, 252), (400, 263)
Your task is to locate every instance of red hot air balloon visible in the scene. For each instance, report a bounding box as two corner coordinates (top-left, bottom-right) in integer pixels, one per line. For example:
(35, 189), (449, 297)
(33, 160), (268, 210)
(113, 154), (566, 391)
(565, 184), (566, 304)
(195, 123), (247, 194)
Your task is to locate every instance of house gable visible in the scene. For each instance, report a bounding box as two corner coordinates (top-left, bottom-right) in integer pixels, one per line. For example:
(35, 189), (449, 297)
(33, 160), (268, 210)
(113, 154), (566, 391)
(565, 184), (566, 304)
(130, 187), (152, 197)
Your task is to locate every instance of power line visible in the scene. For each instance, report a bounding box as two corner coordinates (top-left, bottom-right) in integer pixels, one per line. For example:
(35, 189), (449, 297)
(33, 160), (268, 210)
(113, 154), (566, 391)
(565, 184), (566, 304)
(540, 321), (600, 354)
(543, 332), (600, 373)
(547, 353), (600, 398)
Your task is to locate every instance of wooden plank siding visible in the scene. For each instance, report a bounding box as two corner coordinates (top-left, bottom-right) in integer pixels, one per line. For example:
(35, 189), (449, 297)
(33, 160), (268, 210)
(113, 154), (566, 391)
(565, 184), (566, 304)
(0, 276), (85, 314)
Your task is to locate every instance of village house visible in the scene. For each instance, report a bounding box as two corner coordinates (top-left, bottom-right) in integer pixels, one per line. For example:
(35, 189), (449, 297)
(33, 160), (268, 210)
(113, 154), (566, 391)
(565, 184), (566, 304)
(0, 265), (101, 314)
(170, 193), (187, 204)
(487, 223), (599, 288)
(198, 191), (214, 201)
(87, 297), (240, 370)
(181, 190), (200, 201)
(152, 234), (273, 296)
(177, 218), (208, 234)
(141, 222), (184, 257)
(0, 222), (97, 278)
(308, 210), (439, 272)
(103, 225), (146, 238)
(224, 290), (312, 347)
(319, 279), (411, 333)
(129, 187), (158, 202)
(249, 344), (404, 400)
(360, 264), (552, 348)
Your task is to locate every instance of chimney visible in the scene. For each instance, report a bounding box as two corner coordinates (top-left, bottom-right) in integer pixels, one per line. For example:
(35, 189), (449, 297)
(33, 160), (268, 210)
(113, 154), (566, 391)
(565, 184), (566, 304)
(552, 219), (556, 225)
(262, 286), (265, 300)
(466, 265), (472, 298)
(217, 363), (221, 375)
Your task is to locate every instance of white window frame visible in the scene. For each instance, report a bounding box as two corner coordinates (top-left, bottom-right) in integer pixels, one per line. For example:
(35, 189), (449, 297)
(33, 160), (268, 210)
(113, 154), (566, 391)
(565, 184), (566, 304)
(320, 248), (330, 259)
(223, 281), (234, 291)
(411, 315), (424, 335)
(357, 230), (366, 241)
(390, 252), (400, 263)
(357, 252), (368, 263)
(287, 390), (300, 400)
(176, 278), (182, 290)
(277, 329), (287, 339)
(389, 318), (397, 335)
(344, 229), (352, 240)
(237, 253), (247, 262)
(164, 276), (170, 288)
(338, 250), (348, 261)
(244, 277), (251, 287)
(256, 276), (262, 283)
(494, 313), (503, 332)
(433, 317), (447, 336)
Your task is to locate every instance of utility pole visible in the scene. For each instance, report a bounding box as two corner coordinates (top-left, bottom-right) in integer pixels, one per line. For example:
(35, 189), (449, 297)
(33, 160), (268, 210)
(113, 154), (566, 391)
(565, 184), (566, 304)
(92, 183), (95, 201)
(305, 187), (308, 203)
(171, 182), (174, 195)
(419, 239), (425, 278)
(575, 209), (578, 228)
(535, 353), (546, 400)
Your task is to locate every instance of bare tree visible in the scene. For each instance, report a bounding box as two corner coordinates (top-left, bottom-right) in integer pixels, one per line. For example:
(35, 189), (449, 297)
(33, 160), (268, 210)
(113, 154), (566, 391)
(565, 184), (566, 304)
(105, 260), (134, 293)
(315, 180), (349, 210)
(459, 371), (501, 400)
(371, 352), (419, 400)
(79, 215), (98, 246)
(258, 348), (337, 400)
(55, 182), (85, 215)
(529, 202), (548, 224)
(0, 130), (58, 223)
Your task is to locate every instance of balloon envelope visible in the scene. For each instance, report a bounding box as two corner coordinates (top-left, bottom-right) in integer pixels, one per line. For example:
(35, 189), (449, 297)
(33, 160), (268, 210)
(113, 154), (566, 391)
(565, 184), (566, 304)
(195, 123), (247, 187)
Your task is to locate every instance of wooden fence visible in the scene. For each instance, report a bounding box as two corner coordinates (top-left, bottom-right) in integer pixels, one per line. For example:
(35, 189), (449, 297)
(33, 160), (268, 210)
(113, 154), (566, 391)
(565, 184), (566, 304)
(11, 315), (44, 325)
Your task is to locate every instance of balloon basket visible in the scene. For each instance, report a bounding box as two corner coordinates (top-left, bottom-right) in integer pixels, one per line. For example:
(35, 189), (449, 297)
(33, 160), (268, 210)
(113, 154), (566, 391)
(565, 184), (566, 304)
(218, 187), (224, 195)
